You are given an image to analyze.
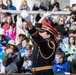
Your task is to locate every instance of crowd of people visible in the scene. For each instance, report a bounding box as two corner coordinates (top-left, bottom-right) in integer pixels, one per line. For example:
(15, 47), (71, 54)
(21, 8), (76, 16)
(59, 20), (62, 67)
(0, 0), (76, 75)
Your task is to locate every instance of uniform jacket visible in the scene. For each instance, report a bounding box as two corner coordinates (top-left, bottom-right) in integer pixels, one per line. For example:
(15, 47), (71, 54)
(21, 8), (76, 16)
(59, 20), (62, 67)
(29, 26), (57, 75)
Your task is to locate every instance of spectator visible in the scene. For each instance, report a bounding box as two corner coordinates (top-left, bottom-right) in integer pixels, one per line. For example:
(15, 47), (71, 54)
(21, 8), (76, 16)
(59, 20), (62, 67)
(17, 34), (26, 50)
(2, 15), (16, 40)
(63, 6), (71, 12)
(53, 52), (70, 75)
(19, 20), (30, 38)
(0, 0), (7, 9)
(62, 30), (75, 45)
(55, 16), (68, 36)
(0, 28), (10, 51)
(48, 0), (60, 11)
(64, 36), (76, 62)
(69, 22), (76, 31)
(2, 40), (22, 73)
(19, 38), (29, 57)
(72, 4), (76, 11)
(66, 17), (75, 29)
(19, 0), (30, 11)
(0, 41), (6, 73)
(21, 44), (32, 73)
(32, 0), (47, 11)
(6, 0), (16, 10)
(69, 58), (76, 73)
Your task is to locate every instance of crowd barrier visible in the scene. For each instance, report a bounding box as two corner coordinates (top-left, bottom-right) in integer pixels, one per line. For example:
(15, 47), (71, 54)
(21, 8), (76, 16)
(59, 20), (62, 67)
(0, 10), (70, 15)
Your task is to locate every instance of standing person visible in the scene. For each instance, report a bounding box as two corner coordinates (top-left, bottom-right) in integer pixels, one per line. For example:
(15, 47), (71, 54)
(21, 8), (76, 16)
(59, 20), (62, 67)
(21, 10), (58, 75)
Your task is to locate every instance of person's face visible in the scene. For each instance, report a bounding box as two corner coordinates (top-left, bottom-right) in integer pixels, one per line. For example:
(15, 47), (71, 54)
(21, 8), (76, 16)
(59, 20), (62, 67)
(70, 17), (74, 23)
(72, 5), (76, 11)
(39, 31), (50, 39)
(69, 37), (74, 45)
(22, 22), (28, 29)
(6, 16), (12, 24)
(69, 33), (74, 37)
(18, 36), (24, 43)
(59, 17), (64, 25)
(0, 0), (3, 5)
(7, 0), (11, 6)
(55, 55), (63, 63)
(22, 40), (28, 47)
(25, 50), (31, 57)
(10, 45), (15, 50)
(51, 0), (57, 3)
(56, 34), (61, 41)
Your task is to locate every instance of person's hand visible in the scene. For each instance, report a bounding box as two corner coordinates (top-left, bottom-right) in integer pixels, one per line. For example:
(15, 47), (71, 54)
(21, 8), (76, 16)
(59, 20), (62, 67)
(23, 61), (28, 67)
(52, 6), (58, 12)
(21, 10), (31, 22)
(43, 11), (54, 18)
(6, 48), (13, 54)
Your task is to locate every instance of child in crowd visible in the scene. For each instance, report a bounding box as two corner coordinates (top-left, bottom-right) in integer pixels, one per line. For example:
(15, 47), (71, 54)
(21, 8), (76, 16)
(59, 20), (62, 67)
(19, 38), (29, 57)
(53, 52), (70, 75)
(21, 44), (32, 73)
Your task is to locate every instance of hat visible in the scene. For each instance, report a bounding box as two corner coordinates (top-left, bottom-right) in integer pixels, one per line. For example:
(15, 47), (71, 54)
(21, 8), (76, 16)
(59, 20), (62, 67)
(40, 21), (58, 36)
(72, 22), (76, 25)
(0, 28), (4, 35)
(8, 40), (16, 46)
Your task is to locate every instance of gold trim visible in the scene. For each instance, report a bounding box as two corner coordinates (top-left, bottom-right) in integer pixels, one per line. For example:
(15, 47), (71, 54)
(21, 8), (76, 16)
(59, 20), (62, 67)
(41, 27), (55, 36)
(48, 41), (55, 49)
(42, 26), (57, 34)
(31, 31), (39, 37)
(38, 41), (55, 60)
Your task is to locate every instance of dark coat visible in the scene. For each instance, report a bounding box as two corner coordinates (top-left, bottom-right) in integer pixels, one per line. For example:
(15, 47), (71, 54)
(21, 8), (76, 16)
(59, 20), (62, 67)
(32, 5), (47, 11)
(29, 25), (57, 75)
(2, 51), (22, 73)
(69, 59), (76, 73)
(48, 2), (60, 11)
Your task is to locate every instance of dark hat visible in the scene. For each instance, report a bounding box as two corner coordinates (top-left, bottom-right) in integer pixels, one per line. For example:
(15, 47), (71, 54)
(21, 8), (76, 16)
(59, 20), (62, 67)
(40, 21), (58, 36)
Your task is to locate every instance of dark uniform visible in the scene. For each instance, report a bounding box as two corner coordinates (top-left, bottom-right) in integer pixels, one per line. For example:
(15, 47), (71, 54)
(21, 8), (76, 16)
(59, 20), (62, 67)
(29, 21), (58, 75)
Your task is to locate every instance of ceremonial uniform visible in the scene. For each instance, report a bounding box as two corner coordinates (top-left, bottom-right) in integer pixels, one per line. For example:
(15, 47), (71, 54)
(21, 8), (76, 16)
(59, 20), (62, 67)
(29, 21), (58, 75)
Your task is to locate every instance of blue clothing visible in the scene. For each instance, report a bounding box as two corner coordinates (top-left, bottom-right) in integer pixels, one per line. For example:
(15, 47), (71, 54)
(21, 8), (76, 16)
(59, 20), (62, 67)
(7, 0), (16, 10)
(19, 47), (26, 53)
(0, 52), (4, 60)
(0, 41), (2, 52)
(53, 61), (69, 74)
(19, 47), (26, 57)
(62, 37), (68, 45)
(5, 35), (11, 41)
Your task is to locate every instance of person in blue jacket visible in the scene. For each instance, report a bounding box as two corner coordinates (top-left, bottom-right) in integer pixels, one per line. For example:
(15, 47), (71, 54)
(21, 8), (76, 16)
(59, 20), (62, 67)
(6, 0), (16, 10)
(53, 52), (70, 75)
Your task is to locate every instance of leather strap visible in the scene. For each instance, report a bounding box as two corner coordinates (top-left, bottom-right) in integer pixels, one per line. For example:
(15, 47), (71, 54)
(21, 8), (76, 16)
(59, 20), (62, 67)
(31, 66), (52, 73)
